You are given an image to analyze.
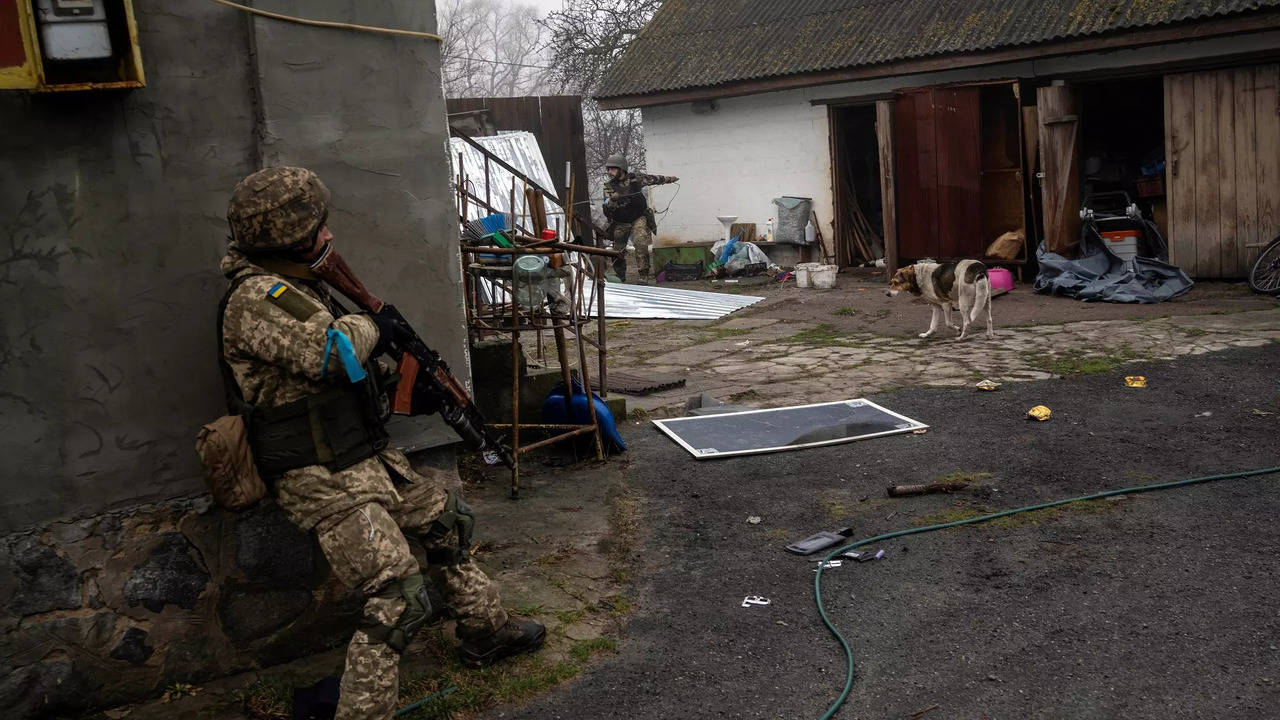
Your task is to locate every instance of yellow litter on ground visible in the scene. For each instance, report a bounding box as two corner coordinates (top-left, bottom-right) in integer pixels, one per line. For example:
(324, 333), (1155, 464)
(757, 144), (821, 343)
(1027, 405), (1052, 421)
(1125, 376), (1147, 388)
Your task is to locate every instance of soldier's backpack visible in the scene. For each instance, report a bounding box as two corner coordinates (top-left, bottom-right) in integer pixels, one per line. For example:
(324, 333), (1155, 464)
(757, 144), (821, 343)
(195, 274), (267, 510)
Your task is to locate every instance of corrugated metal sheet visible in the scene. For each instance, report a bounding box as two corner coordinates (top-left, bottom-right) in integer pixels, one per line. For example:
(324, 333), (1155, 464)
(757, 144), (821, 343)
(597, 0), (1280, 100)
(594, 282), (764, 319)
(446, 97), (592, 217)
(449, 131), (564, 230)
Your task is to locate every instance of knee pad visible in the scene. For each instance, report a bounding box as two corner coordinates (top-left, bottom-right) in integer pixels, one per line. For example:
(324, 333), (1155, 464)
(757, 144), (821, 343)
(424, 492), (475, 565)
(366, 573), (432, 654)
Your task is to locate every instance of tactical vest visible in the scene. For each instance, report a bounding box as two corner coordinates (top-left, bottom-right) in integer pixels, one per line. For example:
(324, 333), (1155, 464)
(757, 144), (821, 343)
(603, 177), (648, 224)
(218, 273), (391, 479)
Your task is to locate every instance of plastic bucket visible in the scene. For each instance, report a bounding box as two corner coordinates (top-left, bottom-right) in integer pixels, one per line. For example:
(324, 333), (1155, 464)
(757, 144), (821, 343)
(794, 262), (818, 288)
(1101, 230), (1140, 262)
(987, 266), (1014, 292)
(810, 264), (838, 290)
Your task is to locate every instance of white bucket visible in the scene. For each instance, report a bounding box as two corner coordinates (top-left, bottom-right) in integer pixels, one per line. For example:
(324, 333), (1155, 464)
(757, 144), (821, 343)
(794, 262), (819, 288)
(810, 264), (838, 290)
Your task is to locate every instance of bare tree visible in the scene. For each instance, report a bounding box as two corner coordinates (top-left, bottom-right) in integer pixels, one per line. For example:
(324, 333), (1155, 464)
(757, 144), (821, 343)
(540, 0), (663, 179)
(439, 0), (552, 98)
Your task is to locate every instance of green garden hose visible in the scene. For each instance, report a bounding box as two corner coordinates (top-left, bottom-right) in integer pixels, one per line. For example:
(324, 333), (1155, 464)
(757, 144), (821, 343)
(395, 685), (458, 716)
(813, 464), (1280, 720)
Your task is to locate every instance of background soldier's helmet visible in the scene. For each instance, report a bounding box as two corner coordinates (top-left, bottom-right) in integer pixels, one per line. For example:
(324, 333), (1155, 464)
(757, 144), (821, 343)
(604, 154), (628, 174)
(227, 167), (331, 252)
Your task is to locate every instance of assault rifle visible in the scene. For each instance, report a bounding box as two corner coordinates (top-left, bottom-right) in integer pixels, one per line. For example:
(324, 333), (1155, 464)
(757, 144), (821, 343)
(309, 244), (514, 468)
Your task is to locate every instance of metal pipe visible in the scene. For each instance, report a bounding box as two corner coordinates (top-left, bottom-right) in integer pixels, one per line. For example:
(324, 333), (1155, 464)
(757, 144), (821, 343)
(517, 426), (596, 454)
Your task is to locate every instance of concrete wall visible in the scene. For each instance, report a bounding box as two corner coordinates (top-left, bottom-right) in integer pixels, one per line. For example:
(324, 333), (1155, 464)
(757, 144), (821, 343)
(639, 29), (1280, 255)
(0, 1), (462, 714)
(0, 0), (464, 532)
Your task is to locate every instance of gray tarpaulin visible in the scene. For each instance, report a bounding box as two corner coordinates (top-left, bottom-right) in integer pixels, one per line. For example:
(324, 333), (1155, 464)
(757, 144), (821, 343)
(1034, 227), (1194, 303)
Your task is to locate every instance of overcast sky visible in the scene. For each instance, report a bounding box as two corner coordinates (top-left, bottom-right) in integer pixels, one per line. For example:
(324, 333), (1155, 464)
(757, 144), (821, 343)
(521, 0), (564, 15)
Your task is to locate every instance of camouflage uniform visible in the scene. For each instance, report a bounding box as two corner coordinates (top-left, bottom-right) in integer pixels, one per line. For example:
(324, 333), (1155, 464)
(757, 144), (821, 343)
(220, 249), (508, 717)
(602, 170), (678, 281)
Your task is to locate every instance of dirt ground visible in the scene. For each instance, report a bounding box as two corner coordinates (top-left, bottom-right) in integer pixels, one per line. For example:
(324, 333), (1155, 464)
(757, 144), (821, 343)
(505, 344), (1280, 719)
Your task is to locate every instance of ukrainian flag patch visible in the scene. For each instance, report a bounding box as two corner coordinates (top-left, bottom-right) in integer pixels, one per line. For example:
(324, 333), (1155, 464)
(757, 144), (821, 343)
(263, 280), (320, 321)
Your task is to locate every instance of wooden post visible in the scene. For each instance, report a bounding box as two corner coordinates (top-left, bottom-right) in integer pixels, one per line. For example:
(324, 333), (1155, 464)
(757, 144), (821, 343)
(876, 100), (899, 273)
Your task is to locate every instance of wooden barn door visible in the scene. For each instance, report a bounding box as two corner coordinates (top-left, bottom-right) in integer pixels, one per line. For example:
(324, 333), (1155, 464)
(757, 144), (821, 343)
(1037, 85), (1082, 255)
(1165, 64), (1280, 277)
(892, 87), (982, 260)
(893, 89), (940, 259)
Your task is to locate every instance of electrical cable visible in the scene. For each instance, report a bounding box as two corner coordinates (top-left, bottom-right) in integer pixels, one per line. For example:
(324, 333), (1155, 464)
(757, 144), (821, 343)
(812, 464), (1280, 720)
(207, 0), (444, 41)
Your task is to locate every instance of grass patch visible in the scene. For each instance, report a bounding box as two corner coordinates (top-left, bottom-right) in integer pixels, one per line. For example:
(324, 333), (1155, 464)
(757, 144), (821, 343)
(937, 471), (994, 484)
(606, 489), (642, 584)
(783, 323), (856, 346)
(700, 327), (750, 341)
(727, 389), (762, 403)
(597, 593), (633, 616)
(987, 499), (1110, 528)
(238, 678), (290, 720)
(627, 407), (650, 423)
(553, 608), (585, 625)
(1021, 346), (1140, 375)
(1180, 326), (1208, 337)
(512, 603), (544, 616)
(531, 541), (576, 567)
(393, 629), (615, 719)
(833, 306), (857, 316)
(912, 499), (1115, 531)
(569, 637), (618, 663)
(819, 493), (848, 520)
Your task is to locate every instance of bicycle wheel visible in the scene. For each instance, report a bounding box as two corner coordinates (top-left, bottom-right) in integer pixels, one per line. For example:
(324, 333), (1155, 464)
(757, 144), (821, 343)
(1249, 234), (1280, 295)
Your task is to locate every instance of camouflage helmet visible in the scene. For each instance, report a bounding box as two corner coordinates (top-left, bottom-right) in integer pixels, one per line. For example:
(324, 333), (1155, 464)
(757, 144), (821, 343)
(604, 154), (628, 173)
(227, 167), (330, 252)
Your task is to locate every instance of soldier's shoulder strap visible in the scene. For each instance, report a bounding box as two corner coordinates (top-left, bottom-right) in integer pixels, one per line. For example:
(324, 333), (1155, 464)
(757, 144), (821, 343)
(217, 272), (260, 415)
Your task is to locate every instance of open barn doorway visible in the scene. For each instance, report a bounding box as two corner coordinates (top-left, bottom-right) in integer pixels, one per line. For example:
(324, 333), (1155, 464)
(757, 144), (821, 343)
(830, 104), (884, 267)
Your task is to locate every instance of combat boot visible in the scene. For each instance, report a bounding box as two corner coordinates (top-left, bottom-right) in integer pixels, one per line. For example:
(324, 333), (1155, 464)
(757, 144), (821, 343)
(458, 619), (546, 668)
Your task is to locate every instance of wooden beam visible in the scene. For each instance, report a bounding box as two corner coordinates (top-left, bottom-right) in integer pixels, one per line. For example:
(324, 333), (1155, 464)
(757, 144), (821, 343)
(876, 100), (898, 273)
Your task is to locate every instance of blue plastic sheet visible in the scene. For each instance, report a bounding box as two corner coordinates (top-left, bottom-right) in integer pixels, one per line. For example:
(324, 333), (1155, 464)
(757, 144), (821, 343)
(1034, 225), (1193, 304)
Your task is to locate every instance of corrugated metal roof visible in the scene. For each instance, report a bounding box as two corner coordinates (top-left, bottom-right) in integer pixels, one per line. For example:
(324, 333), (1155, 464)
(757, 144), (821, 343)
(597, 0), (1280, 100)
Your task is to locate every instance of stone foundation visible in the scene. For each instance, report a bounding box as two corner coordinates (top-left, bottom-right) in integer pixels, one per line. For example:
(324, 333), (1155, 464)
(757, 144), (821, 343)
(0, 498), (361, 718)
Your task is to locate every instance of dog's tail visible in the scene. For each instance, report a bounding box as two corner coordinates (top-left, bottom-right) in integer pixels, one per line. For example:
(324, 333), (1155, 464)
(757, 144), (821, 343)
(972, 278), (991, 323)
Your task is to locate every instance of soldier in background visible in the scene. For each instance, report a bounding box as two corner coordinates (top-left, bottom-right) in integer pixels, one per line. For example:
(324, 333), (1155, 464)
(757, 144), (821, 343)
(219, 167), (543, 719)
(601, 154), (677, 284)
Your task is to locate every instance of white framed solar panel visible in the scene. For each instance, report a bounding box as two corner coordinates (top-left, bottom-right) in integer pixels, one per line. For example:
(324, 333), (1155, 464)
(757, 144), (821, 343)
(652, 399), (928, 459)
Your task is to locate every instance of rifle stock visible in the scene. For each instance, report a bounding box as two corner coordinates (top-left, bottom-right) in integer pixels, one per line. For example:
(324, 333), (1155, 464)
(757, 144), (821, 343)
(310, 245), (515, 468)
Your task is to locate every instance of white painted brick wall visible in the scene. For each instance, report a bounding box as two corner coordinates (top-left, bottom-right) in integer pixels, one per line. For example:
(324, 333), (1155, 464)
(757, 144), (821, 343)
(641, 87), (834, 253)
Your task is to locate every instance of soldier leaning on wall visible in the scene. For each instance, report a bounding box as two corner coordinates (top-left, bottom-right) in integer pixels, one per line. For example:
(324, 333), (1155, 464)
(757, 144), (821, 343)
(601, 154), (677, 284)
(217, 167), (544, 720)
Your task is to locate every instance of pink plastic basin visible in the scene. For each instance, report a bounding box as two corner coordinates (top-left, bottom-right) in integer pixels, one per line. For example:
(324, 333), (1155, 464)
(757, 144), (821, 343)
(988, 266), (1014, 292)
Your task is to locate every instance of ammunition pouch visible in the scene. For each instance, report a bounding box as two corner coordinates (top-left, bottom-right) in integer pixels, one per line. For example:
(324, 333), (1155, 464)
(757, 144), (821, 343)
(248, 366), (393, 478)
(424, 492), (476, 566)
(364, 573), (432, 655)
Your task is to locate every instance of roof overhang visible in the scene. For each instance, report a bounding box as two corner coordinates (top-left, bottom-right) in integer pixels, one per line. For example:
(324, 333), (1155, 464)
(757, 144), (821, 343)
(596, 9), (1280, 110)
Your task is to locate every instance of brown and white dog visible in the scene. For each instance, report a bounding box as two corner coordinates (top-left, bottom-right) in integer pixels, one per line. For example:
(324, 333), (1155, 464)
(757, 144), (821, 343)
(885, 260), (995, 340)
